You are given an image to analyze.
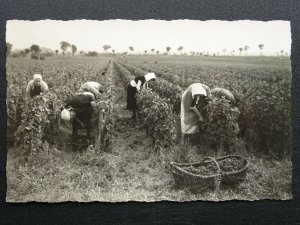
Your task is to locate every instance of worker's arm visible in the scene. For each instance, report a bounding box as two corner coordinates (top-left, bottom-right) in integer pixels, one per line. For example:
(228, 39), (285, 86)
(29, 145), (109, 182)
(41, 81), (49, 92)
(191, 106), (204, 121)
(26, 80), (34, 95)
(74, 117), (85, 127)
(143, 82), (149, 89)
(136, 80), (142, 91)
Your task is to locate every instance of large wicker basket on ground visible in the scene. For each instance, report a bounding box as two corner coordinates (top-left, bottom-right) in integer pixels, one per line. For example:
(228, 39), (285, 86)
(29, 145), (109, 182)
(170, 155), (249, 192)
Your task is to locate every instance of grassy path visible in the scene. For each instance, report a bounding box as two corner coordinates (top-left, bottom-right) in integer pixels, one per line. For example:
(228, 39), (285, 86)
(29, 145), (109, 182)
(99, 64), (176, 201)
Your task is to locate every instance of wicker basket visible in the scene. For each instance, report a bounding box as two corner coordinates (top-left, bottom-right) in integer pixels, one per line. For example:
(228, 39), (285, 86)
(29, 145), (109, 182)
(170, 155), (248, 192)
(216, 155), (249, 185)
(170, 157), (222, 192)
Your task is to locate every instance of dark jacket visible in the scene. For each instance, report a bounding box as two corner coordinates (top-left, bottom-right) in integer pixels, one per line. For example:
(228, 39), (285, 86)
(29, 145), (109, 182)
(66, 94), (94, 141)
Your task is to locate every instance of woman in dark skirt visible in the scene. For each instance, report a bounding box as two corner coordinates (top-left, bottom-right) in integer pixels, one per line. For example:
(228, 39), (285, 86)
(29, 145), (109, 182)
(61, 92), (96, 150)
(127, 72), (156, 120)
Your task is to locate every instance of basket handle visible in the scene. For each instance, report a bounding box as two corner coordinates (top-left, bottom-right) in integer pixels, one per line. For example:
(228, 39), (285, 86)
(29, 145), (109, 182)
(203, 157), (222, 174)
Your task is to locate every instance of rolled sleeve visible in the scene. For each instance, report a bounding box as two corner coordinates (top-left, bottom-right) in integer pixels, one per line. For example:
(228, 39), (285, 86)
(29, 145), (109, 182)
(136, 80), (142, 91)
(41, 81), (49, 92)
(26, 80), (34, 94)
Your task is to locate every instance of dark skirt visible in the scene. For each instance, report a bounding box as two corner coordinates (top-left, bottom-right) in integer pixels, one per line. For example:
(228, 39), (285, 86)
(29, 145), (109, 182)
(127, 84), (137, 110)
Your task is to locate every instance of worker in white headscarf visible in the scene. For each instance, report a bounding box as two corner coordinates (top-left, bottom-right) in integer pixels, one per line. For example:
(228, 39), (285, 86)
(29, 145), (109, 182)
(77, 81), (104, 100)
(26, 74), (49, 98)
(126, 72), (156, 121)
(180, 83), (211, 144)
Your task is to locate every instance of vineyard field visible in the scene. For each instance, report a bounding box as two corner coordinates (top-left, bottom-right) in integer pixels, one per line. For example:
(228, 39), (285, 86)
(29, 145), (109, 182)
(6, 55), (292, 202)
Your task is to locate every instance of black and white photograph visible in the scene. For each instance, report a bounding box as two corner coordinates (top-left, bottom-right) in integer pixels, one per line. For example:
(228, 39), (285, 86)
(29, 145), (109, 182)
(6, 19), (292, 202)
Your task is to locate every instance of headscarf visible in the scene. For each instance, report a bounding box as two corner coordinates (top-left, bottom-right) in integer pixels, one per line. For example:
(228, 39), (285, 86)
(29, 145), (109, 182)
(144, 72), (156, 82)
(61, 109), (71, 121)
(191, 83), (207, 97)
(33, 74), (42, 81)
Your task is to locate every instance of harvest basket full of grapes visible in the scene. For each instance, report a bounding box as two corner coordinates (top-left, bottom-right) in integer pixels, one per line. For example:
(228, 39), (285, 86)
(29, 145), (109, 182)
(170, 155), (249, 192)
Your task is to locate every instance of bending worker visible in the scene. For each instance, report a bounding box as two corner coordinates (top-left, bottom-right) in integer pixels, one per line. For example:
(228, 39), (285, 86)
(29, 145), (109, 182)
(26, 74), (49, 98)
(78, 81), (103, 100)
(61, 92), (97, 150)
(127, 72), (156, 121)
(180, 82), (211, 144)
(211, 87), (237, 104)
(211, 87), (240, 116)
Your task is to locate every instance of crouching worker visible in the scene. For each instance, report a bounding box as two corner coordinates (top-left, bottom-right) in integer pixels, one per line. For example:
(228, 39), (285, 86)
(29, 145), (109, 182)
(211, 87), (236, 104)
(180, 83), (211, 145)
(127, 72), (156, 121)
(61, 92), (97, 151)
(26, 74), (49, 98)
(211, 87), (240, 114)
(78, 81), (104, 100)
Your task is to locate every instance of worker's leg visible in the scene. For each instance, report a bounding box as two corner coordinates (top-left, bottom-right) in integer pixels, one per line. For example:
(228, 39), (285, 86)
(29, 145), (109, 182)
(83, 108), (93, 146)
(132, 110), (137, 121)
(72, 129), (78, 151)
(72, 121), (79, 151)
(185, 135), (190, 145)
(180, 133), (185, 145)
(86, 121), (92, 146)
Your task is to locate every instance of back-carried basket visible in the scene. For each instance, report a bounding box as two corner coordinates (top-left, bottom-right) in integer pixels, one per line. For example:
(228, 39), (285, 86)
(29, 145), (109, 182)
(170, 155), (249, 192)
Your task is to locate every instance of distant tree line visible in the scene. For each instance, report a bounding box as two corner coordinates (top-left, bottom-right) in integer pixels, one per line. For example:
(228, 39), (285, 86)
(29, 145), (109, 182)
(6, 41), (289, 58)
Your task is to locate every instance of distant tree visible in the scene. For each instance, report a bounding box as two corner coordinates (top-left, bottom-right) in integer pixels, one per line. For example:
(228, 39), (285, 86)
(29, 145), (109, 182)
(129, 46), (134, 54)
(144, 50), (147, 54)
(280, 50), (284, 57)
(55, 50), (59, 55)
(60, 41), (70, 56)
(151, 48), (155, 54)
(258, 44), (264, 56)
(79, 50), (84, 55)
(178, 46), (183, 55)
(239, 47), (243, 56)
(103, 44), (111, 53)
(24, 48), (30, 56)
(6, 42), (13, 57)
(166, 46), (171, 55)
(30, 44), (40, 55)
(71, 44), (77, 55)
(244, 45), (249, 55)
(156, 50), (159, 55)
(112, 49), (115, 53)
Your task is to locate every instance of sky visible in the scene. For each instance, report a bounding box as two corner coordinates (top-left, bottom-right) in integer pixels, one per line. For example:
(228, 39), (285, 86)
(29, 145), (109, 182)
(6, 20), (291, 56)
